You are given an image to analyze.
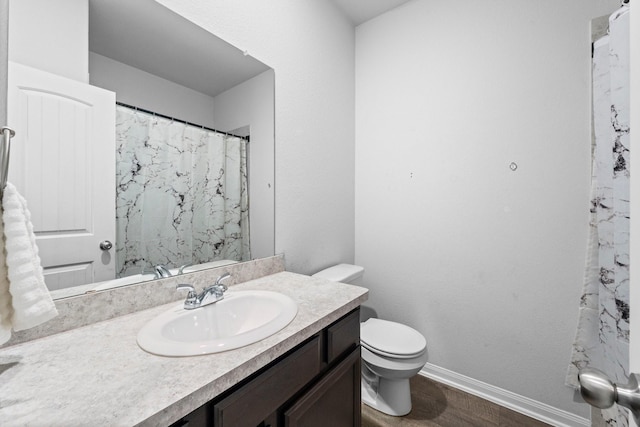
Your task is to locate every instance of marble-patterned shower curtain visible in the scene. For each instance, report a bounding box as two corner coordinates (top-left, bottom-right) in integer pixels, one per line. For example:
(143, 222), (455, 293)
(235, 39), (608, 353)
(115, 106), (250, 277)
(566, 5), (630, 426)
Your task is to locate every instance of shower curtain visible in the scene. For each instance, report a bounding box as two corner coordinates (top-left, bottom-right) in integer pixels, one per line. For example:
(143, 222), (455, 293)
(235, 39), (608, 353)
(567, 5), (630, 426)
(115, 106), (250, 277)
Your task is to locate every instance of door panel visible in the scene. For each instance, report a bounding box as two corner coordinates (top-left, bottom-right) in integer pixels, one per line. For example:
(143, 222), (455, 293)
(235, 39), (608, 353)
(7, 62), (115, 290)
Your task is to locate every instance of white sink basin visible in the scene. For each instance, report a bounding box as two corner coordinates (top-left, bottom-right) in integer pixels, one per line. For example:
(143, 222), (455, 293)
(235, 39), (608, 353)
(137, 290), (298, 356)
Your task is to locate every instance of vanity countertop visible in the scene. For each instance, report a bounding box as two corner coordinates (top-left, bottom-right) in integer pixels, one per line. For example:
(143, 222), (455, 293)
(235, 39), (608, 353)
(0, 271), (368, 426)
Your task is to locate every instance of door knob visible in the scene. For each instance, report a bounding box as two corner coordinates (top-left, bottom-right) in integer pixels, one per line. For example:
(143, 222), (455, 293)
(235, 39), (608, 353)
(578, 367), (640, 422)
(99, 240), (113, 251)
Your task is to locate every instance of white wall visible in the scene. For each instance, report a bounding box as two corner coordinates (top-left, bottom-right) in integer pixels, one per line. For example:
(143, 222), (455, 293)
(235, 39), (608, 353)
(8, 0), (88, 82)
(355, 0), (619, 419)
(0, 0), (7, 124)
(156, 0), (356, 273)
(213, 70), (276, 260)
(89, 53), (216, 129)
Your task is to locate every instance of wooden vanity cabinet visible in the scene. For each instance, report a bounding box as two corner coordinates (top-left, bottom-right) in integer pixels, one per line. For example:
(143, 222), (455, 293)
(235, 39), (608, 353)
(171, 308), (361, 427)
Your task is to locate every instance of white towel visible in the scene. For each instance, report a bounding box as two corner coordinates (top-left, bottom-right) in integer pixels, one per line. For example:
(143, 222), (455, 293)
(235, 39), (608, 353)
(0, 182), (57, 343)
(0, 211), (13, 344)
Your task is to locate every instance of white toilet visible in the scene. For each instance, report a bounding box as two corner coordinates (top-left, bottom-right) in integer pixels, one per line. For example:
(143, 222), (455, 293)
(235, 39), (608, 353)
(312, 264), (428, 416)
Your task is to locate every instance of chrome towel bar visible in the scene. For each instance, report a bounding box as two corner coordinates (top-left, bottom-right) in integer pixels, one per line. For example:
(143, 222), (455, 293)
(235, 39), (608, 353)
(0, 126), (16, 197)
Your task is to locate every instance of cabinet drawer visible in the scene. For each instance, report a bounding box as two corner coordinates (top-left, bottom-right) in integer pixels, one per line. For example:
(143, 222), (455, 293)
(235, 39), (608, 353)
(213, 335), (322, 427)
(326, 308), (360, 364)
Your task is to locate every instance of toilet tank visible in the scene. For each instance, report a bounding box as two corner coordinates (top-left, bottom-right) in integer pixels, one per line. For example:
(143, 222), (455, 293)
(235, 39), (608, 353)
(312, 264), (364, 285)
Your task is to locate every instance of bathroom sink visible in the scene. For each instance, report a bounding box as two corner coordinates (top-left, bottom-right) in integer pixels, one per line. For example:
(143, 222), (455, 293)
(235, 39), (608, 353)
(137, 290), (298, 356)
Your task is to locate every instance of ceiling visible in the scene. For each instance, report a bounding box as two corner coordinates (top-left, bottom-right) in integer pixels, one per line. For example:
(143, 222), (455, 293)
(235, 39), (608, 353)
(331, 0), (412, 25)
(89, 0), (270, 98)
(88, 0), (411, 98)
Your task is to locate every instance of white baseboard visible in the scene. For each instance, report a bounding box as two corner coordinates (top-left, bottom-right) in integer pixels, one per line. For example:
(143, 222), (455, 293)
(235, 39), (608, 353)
(419, 363), (589, 427)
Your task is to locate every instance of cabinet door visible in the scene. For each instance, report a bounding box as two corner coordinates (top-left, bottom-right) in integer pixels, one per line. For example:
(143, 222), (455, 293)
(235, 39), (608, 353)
(213, 336), (322, 427)
(284, 348), (361, 427)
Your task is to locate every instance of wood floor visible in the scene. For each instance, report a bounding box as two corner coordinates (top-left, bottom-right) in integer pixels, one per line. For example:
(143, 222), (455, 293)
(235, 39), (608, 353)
(361, 375), (552, 427)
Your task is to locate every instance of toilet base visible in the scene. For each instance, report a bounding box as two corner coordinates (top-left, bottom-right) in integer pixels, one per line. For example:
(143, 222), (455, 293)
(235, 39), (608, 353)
(361, 376), (412, 416)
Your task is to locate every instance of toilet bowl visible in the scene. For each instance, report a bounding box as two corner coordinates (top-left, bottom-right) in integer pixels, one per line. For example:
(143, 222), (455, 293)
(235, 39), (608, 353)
(312, 264), (428, 416)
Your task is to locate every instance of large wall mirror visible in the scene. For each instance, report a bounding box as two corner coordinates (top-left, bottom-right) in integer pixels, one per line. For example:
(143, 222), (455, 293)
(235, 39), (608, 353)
(7, 0), (275, 300)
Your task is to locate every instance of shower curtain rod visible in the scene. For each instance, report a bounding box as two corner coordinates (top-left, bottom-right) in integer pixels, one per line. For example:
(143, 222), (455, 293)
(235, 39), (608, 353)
(116, 102), (249, 141)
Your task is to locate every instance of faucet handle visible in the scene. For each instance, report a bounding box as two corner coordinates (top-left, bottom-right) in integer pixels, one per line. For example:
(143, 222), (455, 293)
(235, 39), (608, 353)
(177, 283), (195, 293)
(178, 263), (192, 275)
(214, 273), (231, 291)
(154, 264), (173, 278)
(176, 284), (198, 309)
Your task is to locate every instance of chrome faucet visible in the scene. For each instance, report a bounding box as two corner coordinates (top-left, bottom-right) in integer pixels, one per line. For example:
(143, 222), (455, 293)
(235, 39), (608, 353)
(154, 264), (173, 279)
(177, 273), (231, 310)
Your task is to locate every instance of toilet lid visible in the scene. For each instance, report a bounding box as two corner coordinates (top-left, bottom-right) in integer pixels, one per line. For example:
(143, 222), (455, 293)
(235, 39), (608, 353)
(360, 318), (426, 358)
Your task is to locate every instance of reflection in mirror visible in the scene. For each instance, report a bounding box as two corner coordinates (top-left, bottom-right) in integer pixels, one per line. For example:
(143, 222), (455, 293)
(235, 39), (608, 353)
(7, 0), (275, 299)
(114, 105), (250, 277)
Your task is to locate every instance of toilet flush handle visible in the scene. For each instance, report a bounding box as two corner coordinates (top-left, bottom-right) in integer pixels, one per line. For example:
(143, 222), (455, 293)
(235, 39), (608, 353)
(578, 368), (640, 422)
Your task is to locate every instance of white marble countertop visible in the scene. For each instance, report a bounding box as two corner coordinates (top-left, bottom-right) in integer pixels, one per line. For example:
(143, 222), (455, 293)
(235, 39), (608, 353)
(0, 272), (368, 426)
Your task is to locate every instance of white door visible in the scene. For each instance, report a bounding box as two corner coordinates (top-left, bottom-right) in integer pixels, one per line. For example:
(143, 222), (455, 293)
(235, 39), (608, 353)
(7, 62), (116, 291)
